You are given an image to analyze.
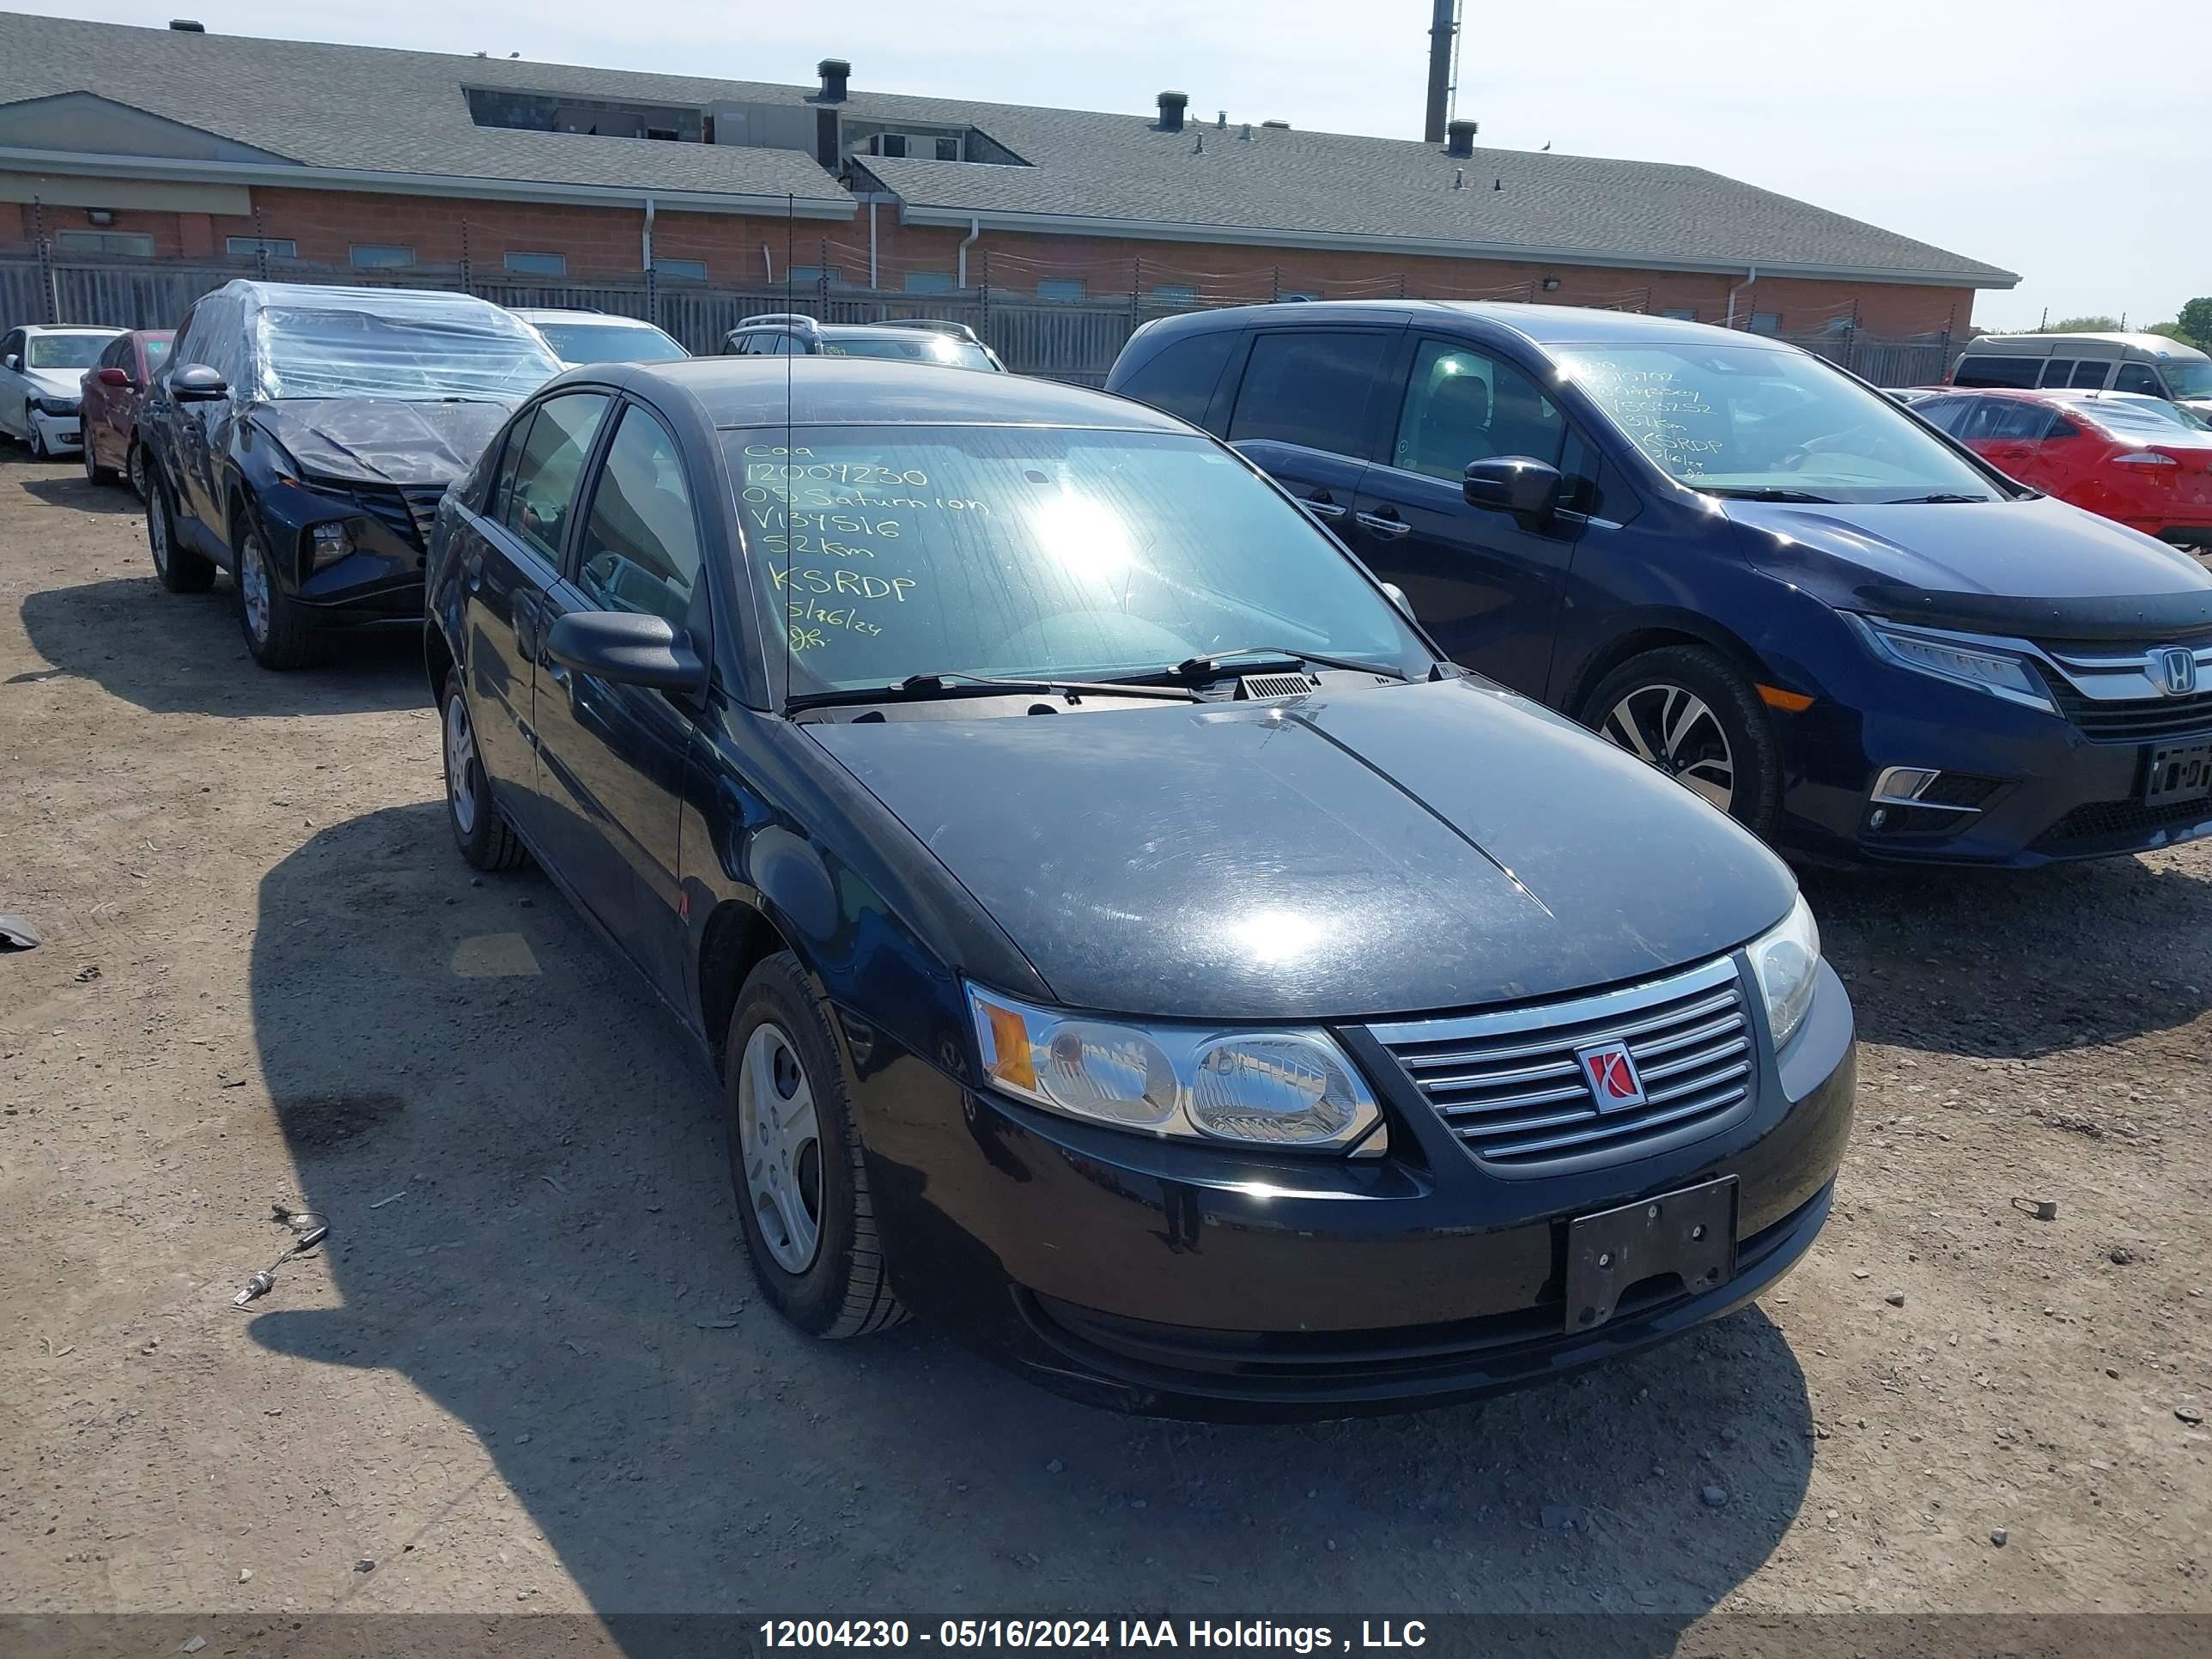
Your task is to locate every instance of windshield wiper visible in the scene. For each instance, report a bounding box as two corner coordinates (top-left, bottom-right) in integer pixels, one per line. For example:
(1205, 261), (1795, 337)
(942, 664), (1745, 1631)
(1121, 645), (1417, 684)
(1699, 487), (1840, 503)
(1879, 493), (1990, 505)
(787, 671), (1200, 712)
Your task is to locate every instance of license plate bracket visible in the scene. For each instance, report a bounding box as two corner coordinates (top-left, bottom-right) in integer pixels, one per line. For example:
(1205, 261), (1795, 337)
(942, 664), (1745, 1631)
(1565, 1176), (1738, 1334)
(2143, 740), (2212, 807)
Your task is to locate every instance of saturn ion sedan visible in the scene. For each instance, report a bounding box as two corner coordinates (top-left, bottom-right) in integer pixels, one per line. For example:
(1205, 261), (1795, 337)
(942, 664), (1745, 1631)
(422, 356), (1856, 1417)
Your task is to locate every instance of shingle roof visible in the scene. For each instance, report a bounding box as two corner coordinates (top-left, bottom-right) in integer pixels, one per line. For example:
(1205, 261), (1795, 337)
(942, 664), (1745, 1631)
(0, 11), (2014, 286)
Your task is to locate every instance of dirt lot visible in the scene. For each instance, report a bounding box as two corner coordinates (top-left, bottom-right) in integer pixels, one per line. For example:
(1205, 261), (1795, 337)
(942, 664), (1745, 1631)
(0, 448), (2207, 1644)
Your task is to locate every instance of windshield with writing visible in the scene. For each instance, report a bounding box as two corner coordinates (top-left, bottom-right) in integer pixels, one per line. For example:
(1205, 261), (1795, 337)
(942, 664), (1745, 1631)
(1558, 343), (1999, 501)
(729, 426), (1428, 696)
(27, 334), (112, 370)
(2163, 361), (2212, 399)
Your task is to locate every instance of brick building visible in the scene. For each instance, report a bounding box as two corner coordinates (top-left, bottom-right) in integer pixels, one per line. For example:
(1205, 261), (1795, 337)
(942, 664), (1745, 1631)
(0, 11), (2015, 352)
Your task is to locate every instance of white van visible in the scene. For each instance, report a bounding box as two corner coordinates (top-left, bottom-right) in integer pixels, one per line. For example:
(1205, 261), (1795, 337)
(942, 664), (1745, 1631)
(1950, 331), (2212, 417)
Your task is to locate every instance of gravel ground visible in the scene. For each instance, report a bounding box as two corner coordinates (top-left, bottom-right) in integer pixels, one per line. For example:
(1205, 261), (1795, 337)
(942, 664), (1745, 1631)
(0, 450), (2206, 1641)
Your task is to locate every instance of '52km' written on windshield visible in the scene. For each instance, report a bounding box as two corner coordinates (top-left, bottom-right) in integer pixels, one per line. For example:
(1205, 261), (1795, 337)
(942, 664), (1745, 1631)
(739, 447), (990, 655)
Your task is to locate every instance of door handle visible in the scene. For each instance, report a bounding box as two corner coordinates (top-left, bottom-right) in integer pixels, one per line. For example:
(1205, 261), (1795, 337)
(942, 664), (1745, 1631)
(1356, 511), (1412, 539)
(1301, 492), (1347, 522)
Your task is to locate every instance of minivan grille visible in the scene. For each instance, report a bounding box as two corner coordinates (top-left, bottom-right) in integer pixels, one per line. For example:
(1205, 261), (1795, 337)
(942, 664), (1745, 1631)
(2048, 681), (2212, 744)
(1367, 957), (1755, 1172)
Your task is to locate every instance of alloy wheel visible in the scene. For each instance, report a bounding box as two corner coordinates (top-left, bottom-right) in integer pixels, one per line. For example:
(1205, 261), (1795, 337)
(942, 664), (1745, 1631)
(128, 446), (146, 499)
(444, 695), (479, 836)
(81, 441), (98, 484)
(239, 527), (271, 643)
(1601, 683), (1736, 812)
(148, 490), (170, 574)
(737, 1023), (824, 1273)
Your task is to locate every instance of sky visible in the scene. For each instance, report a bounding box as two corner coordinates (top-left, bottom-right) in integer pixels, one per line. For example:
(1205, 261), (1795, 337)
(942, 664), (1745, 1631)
(22, 0), (2210, 331)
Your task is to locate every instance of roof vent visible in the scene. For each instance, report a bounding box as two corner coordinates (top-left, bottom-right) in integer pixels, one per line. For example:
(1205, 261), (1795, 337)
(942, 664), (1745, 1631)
(1261, 118), (1290, 130)
(817, 58), (850, 101)
(168, 18), (205, 29)
(1156, 91), (1188, 133)
(1445, 118), (1477, 158)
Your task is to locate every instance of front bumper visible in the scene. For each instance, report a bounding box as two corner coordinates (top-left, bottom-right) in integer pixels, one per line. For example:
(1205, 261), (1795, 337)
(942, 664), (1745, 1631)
(30, 409), (82, 453)
(1776, 647), (2212, 867)
(849, 960), (1855, 1419)
(252, 473), (435, 624)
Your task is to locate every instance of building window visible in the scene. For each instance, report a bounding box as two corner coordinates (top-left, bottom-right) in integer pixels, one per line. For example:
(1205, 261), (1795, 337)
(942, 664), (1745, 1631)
(1747, 311), (1781, 335)
(228, 236), (297, 259)
(351, 244), (416, 269)
(1035, 279), (1085, 303)
(1150, 284), (1198, 307)
(876, 133), (908, 158)
(55, 230), (154, 258)
(505, 252), (568, 277)
(653, 257), (707, 282)
(934, 137), (960, 161)
(1659, 307), (1696, 321)
(903, 271), (955, 295)
(787, 264), (844, 289)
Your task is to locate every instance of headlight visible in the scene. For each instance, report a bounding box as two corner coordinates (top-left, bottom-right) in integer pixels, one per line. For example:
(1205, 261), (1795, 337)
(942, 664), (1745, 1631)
(35, 395), (78, 417)
(1747, 893), (1821, 1048)
(967, 984), (1386, 1154)
(1847, 614), (2053, 713)
(309, 521), (354, 567)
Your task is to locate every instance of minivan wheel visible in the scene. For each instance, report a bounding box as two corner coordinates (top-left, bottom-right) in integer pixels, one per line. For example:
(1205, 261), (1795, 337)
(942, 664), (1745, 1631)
(1581, 645), (1781, 839)
(726, 951), (905, 1339)
(234, 501), (319, 669)
(145, 472), (216, 594)
(440, 668), (527, 872)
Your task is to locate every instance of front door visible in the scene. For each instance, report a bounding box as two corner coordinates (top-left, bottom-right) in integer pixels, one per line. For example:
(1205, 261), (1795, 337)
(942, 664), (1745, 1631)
(1346, 335), (1582, 694)
(1223, 325), (1401, 536)
(532, 400), (708, 1000)
(461, 390), (612, 848)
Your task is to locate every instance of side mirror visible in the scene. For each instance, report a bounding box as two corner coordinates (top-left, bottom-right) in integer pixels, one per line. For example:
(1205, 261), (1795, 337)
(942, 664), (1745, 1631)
(546, 610), (707, 695)
(96, 367), (131, 388)
(170, 364), (228, 402)
(1464, 456), (1563, 525)
(1, 355), (18, 373)
(1380, 581), (1413, 616)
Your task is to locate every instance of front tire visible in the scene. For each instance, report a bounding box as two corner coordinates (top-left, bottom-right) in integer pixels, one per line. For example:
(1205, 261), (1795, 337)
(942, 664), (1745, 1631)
(1580, 644), (1782, 841)
(83, 434), (116, 486)
(440, 667), (526, 872)
(127, 441), (148, 501)
(145, 470), (216, 594)
(233, 498), (318, 670)
(727, 951), (904, 1340)
(27, 422), (47, 460)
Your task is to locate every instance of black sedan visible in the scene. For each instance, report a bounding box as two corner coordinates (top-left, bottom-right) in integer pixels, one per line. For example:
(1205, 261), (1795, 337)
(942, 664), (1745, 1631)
(422, 356), (1856, 1417)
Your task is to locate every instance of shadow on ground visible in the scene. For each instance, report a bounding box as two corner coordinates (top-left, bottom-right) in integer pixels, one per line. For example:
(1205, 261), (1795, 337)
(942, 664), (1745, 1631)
(16, 574), (427, 716)
(245, 804), (1814, 1633)
(1804, 856), (2212, 1060)
(19, 473), (143, 514)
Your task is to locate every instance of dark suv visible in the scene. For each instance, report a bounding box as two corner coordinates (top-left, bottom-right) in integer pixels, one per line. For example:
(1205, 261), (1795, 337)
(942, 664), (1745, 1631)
(138, 281), (561, 668)
(1109, 301), (2212, 867)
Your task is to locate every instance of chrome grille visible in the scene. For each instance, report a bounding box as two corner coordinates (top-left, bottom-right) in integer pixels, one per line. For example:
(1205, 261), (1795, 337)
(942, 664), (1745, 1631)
(1368, 957), (1755, 1172)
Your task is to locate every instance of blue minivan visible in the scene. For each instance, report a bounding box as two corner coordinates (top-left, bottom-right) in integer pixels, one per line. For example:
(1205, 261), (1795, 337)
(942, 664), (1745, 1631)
(1106, 303), (2212, 866)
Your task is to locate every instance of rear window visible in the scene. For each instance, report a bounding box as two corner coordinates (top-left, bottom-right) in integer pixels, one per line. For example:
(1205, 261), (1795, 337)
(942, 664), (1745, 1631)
(1115, 329), (1237, 425)
(1227, 330), (1393, 456)
(1954, 355), (2041, 389)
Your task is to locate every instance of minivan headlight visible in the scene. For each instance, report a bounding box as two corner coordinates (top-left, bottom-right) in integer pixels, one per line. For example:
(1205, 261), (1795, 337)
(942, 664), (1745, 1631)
(1747, 894), (1821, 1048)
(1847, 615), (2053, 713)
(967, 984), (1386, 1154)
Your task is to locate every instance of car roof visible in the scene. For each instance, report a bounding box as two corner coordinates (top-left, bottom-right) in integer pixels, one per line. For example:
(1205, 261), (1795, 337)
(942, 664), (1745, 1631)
(514, 308), (656, 325)
(1140, 298), (1799, 352)
(19, 323), (124, 335)
(602, 356), (1189, 431)
(1961, 331), (2209, 361)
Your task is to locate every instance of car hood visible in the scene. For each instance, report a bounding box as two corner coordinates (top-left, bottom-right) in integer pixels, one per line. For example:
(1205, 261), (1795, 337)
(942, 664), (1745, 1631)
(247, 398), (512, 488)
(806, 678), (1796, 1023)
(25, 368), (85, 402)
(1727, 495), (2212, 641)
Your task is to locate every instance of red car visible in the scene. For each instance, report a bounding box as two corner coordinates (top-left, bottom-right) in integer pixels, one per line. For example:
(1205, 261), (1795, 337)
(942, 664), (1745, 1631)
(77, 328), (173, 495)
(1910, 387), (2212, 549)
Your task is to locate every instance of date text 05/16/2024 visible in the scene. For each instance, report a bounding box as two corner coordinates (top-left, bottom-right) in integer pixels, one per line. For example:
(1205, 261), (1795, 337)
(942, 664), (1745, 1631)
(757, 1622), (1431, 1651)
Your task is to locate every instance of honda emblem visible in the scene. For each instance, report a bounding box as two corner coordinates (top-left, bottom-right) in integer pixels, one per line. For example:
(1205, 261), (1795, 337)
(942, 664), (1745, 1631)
(1575, 1041), (1648, 1113)
(2152, 647), (2198, 698)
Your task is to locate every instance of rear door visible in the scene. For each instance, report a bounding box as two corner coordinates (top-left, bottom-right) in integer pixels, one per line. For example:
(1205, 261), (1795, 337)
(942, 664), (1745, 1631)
(0, 330), (27, 439)
(532, 399), (709, 998)
(1345, 333), (1580, 693)
(1223, 325), (1401, 531)
(458, 389), (612, 850)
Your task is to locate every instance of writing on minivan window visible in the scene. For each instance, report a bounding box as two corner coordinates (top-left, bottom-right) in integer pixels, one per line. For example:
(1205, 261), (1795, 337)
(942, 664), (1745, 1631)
(1570, 362), (1724, 477)
(724, 426), (1422, 690)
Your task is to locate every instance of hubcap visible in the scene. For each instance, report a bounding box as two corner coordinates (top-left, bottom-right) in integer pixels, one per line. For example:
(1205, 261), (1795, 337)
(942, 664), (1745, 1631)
(129, 447), (145, 498)
(1601, 684), (1736, 813)
(149, 493), (169, 573)
(737, 1024), (823, 1274)
(240, 530), (270, 642)
(444, 696), (479, 836)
